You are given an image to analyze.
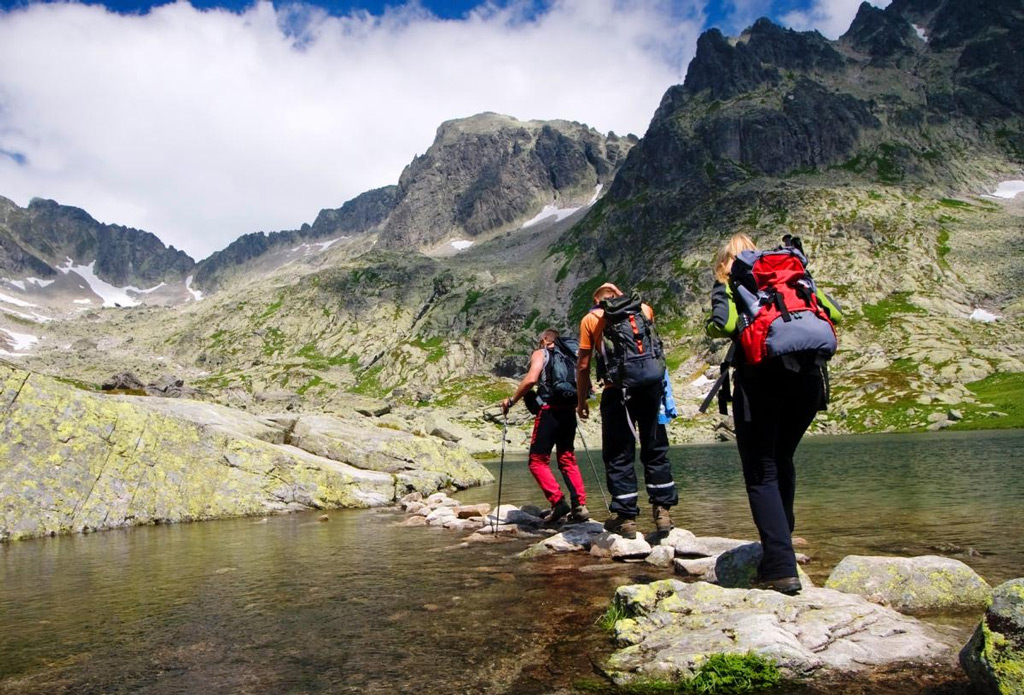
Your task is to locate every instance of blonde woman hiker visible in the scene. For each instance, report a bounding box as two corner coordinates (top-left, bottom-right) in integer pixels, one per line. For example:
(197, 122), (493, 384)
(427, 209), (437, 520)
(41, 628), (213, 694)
(705, 233), (842, 594)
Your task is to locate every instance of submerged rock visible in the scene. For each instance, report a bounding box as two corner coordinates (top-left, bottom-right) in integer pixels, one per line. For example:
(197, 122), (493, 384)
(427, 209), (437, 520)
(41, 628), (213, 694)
(604, 579), (959, 685)
(960, 578), (1024, 695)
(825, 554), (991, 614)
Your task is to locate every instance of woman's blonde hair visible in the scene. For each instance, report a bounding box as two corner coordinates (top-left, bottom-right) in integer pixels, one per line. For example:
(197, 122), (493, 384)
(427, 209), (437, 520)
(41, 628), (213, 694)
(713, 233), (757, 283)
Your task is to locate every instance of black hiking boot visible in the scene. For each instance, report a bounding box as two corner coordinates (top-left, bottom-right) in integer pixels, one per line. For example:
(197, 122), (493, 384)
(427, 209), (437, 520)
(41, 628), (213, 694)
(542, 497), (571, 525)
(603, 515), (638, 540)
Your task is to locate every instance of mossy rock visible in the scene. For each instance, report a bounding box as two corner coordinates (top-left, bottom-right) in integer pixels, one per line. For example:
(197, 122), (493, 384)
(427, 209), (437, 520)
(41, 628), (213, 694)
(824, 554), (991, 615)
(960, 578), (1024, 695)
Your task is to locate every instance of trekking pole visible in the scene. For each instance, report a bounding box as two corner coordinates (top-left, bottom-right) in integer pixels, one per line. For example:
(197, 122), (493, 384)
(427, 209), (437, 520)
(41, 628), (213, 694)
(493, 412), (508, 534)
(576, 415), (610, 513)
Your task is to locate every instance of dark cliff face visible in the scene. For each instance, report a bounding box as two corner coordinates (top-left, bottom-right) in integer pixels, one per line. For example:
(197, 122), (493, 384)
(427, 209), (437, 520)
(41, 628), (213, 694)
(309, 185), (397, 238)
(192, 186), (397, 291)
(0, 196), (194, 287)
(841, 2), (920, 61)
(378, 114), (635, 249)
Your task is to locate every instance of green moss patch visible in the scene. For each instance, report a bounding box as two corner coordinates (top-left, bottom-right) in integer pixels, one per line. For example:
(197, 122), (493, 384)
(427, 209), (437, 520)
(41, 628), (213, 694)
(958, 372), (1024, 430)
(610, 652), (782, 695)
(859, 292), (925, 329)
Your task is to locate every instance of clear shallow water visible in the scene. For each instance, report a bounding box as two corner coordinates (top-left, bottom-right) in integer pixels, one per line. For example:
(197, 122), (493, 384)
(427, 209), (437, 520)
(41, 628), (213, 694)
(2, 430), (1022, 694)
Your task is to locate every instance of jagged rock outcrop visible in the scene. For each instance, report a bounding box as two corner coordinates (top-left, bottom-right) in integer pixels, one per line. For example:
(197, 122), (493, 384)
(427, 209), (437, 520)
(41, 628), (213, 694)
(841, 2), (921, 62)
(0, 196), (194, 287)
(379, 113), (635, 249)
(0, 362), (492, 541)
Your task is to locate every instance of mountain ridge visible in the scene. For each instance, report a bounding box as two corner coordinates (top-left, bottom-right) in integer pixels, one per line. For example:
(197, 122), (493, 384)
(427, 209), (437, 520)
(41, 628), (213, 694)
(2, 0), (1021, 439)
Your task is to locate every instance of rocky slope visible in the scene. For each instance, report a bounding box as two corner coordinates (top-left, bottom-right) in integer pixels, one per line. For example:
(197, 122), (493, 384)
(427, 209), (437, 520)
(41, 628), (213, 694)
(190, 185), (399, 292)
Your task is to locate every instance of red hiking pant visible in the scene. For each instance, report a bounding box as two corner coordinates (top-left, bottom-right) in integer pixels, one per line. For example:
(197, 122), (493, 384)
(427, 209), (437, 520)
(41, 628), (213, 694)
(528, 405), (586, 507)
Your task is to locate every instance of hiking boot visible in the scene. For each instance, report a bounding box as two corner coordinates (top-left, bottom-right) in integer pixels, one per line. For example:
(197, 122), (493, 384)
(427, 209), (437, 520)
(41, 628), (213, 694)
(652, 504), (673, 533)
(603, 515), (638, 540)
(542, 497), (571, 525)
(754, 576), (802, 596)
(568, 504), (590, 523)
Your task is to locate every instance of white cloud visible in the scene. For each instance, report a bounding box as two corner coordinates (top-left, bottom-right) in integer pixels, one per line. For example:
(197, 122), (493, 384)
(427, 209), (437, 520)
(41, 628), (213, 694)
(781, 0), (890, 39)
(0, 0), (704, 260)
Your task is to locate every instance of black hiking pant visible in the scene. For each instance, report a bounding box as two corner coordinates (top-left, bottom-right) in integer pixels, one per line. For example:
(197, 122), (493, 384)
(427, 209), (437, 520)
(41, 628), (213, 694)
(600, 383), (677, 517)
(733, 362), (823, 581)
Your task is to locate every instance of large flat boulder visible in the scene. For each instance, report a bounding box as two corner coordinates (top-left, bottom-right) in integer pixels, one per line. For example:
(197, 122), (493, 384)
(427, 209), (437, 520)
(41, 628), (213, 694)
(825, 554), (991, 615)
(0, 364), (491, 541)
(604, 579), (959, 685)
(290, 413), (489, 489)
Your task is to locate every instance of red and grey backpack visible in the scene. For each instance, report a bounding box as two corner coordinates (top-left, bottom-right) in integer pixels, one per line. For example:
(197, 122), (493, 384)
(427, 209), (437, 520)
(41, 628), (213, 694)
(729, 247), (837, 367)
(699, 244), (838, 417)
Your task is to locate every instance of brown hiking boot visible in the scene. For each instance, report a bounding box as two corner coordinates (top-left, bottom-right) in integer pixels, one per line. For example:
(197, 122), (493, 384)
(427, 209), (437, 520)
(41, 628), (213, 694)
(652, 504), (673, 533)
(603, 515), (638, 540)
(568, 504), (590, 523)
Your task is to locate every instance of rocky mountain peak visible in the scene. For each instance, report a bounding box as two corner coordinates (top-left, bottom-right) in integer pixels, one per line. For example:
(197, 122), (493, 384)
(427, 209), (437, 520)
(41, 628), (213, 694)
(379, 113), (635, 250)
(681, 18), (846, 102)
(841, 2), (921, 60)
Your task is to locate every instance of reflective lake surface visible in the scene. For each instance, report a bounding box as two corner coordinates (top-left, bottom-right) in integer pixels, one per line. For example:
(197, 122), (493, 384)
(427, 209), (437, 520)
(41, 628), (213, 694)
(2, 430), (1022, 694)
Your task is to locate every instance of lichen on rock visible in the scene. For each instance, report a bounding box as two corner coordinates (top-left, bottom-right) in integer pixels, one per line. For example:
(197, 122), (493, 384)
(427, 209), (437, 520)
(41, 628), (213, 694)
(825, 554), (991, 614)
(960, 578), (1024, 695)
(0, 364), (492, 541)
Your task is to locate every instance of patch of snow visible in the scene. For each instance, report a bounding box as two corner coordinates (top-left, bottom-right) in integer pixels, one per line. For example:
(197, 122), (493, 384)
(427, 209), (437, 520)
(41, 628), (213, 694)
(58, 259), (161, 308)
(589, 183), (603, 205)
(185, 275), (204, 302)
(691, 374), (715, 388)
(969, 308), (999, 323)
(523, 204), (582, 228)
(4, 276), (57, 291)
(317, 237), (346, 252)
(450, 240), (474, 251)
(0, 291), (39, 308)
(290, 237), (347, 254)
(73, 299), (93, 305)
(913, 24), (928, 41)
(987, 180), (1024, 199)
(0, 328), (39, 354)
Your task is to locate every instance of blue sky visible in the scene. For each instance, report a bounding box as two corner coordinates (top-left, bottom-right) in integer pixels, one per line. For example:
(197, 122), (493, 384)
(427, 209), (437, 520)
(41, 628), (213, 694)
(0, 0), (884, 258)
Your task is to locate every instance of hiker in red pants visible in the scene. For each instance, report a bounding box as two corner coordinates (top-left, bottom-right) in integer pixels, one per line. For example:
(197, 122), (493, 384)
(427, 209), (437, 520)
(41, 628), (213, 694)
(502, 329), (588, 524)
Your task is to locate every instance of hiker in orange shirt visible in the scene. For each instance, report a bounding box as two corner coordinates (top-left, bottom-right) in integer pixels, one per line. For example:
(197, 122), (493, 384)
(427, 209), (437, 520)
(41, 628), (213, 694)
(576, 283), (677, 539)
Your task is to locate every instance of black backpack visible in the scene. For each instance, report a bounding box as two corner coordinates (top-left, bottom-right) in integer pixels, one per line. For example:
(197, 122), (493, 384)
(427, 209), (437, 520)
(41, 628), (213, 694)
(597, 293), (665, 389)
(539, 336), (579, 406)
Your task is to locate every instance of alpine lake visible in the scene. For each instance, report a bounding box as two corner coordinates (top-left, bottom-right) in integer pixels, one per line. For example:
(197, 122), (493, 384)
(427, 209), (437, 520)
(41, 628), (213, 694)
(2, 429), (1022, 695)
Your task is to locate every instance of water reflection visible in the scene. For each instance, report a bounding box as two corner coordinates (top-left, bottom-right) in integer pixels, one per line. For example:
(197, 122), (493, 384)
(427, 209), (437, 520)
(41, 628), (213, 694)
(1, 430), (1021, 694)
